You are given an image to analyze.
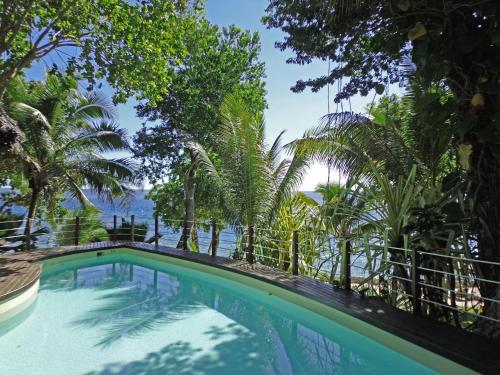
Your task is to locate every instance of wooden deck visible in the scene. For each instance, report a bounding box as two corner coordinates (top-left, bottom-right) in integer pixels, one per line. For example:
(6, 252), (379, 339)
(0, 241), (499, 374)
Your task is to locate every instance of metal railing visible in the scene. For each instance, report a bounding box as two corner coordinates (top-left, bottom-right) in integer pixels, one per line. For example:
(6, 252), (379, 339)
(1, 214), (499, 333)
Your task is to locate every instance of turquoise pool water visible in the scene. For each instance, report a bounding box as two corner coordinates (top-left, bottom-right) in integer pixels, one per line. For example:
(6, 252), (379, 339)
(0, 251), (437, 374)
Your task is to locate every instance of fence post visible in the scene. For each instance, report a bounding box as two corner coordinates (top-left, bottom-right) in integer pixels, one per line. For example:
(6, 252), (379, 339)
(383, 226), (389, 268)
(25, 218), (33, 251)
(211, 220), (217, 257)
(246, 225), (255, 264)
(74, 216), (80, 246)
(292, 230), (299, 275)
(130, 214), (135, 242)
(182, 222), (188, 251)
(113, 215), (117, 242)
(411, 247), (421, 315)
(154, 213), (159, 247)
(343, 239), (352, 292)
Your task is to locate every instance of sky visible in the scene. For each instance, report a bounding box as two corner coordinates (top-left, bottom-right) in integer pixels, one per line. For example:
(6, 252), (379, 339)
(27, 0), (383, 191)
(206, 0), (386, 190)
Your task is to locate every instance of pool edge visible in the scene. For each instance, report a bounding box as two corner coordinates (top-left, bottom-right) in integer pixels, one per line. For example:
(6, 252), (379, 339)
(41, 247), (478, 375)
(0, 279), (39, 323)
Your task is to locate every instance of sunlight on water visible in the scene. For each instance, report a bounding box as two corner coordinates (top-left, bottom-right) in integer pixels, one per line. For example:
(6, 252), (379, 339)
(0, 253), (436, 374)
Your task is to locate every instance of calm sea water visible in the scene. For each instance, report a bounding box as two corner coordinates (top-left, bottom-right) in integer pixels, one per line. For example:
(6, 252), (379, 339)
(1, 189), (322, 220)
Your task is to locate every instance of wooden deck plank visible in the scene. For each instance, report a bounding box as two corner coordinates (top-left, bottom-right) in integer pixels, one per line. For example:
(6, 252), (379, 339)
(0, 241), (498, 374)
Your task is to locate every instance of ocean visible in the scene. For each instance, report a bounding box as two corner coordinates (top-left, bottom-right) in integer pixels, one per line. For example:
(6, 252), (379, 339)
(2, 188), (322, 220)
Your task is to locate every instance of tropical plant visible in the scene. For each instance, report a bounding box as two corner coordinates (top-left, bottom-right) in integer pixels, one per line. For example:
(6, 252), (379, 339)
(190, 94), (308, 262)
(50, 206), (109, 246)
(4, 74), (136, 249)
(310, 181), (370, 284)
(290, 92), (461, 311)
(134, 20), (266, 248)
(290, 86), (456, 187)
(265, 1), (500, 333)
(254, 192), (315, 272)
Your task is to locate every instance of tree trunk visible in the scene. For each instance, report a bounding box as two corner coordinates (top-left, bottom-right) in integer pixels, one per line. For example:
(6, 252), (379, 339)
(0, 103), (22, 156)
(209, 225), (219, 255)
(468, 140), (500, 338)
(177, 153), (196, 250)
(23, 187), (39, 250)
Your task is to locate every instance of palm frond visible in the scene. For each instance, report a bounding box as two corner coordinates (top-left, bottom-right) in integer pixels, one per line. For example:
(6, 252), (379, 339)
(187, 141), (219, 178)
(59, 120), (130, 155)
(70, 90), (116, 121)
(269, 153), (309, 221)
(10, 102), (51, 130)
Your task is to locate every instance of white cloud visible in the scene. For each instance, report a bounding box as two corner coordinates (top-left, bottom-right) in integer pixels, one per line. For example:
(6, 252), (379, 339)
(299, 162), (346, 191)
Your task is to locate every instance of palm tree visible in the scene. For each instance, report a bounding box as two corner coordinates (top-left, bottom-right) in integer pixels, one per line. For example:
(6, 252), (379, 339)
(289, 85), (455, 188)
(289, 86), (470, 315)
(312, 181), (369, 282)
(5, 74), (137, 249)
(190, 94), (308, 263)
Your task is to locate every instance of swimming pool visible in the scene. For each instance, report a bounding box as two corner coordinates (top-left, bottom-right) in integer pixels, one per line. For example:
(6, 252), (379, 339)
(0, 248), (473, 374)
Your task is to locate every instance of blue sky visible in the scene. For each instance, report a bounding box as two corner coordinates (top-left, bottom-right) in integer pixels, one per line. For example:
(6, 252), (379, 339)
(205, 0), (367, 190)
(28, 0), (385, 191)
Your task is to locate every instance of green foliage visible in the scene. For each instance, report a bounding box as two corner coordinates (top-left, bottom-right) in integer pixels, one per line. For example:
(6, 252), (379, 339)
(4, 73), (137, 232)
(147, 167), (226, 229)
(50, 206), (109, 246)
(265, 5), (500, 326)
(134, 20), (266, 183)
(0, 0), (204, 103)
(133, 20), (267, 249)
(290, 85), (457, 188)
(191, 94), (308, 227)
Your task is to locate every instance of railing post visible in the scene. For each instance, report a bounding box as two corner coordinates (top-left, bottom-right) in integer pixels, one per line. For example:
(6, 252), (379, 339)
(211, 220), (217, 257)
(383, 226), (389, 268)
(182, 222), (188, 251)
(246, 225), (255, 264)
(411, 247), (421, 315)
(343, 239), (351, 292)
(74, 216), (80, 246)
(130, 214), (135, 242)
(292, 230), (299, 275)
(154, 213), (159, 247)
(113, 215), (117, 241)
(25, 218), (33, 251)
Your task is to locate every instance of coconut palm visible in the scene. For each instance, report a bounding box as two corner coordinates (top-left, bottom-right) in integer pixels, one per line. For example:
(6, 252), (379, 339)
(289, 85), (455, 188)
(5, 74), (137, 248)
(189, 94), (308, 263)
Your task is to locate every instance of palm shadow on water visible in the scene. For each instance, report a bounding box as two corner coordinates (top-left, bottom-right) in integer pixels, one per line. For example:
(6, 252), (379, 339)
(83, 324), (271, 375)
(71, 286), (204, 348)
